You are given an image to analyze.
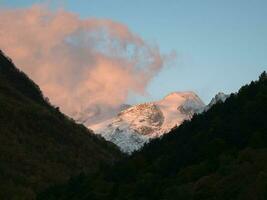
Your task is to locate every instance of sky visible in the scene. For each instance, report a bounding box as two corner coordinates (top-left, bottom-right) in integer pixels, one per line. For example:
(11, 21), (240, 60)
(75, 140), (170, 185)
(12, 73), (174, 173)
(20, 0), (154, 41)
(0, 0), (266, 123)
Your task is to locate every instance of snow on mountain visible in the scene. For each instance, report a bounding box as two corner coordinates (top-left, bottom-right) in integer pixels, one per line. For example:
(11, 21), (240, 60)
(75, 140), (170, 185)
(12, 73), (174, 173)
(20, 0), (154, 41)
(204, 92), (230, 111)
(89, 91), (205, 154)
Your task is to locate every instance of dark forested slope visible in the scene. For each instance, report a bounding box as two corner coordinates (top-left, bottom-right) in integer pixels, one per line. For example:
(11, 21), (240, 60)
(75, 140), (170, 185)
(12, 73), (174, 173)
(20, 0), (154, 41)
(0, 50), (122, 199)
(40, 72), (267, 200)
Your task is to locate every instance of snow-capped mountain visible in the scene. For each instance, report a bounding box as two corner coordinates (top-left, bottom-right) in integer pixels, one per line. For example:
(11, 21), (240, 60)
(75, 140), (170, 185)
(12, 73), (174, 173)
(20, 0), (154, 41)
(89, 92), (205, 154)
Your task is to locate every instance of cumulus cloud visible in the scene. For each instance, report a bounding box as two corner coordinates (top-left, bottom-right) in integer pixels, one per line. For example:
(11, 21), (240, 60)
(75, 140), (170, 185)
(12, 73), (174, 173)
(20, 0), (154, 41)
(0, 5), (172, 125)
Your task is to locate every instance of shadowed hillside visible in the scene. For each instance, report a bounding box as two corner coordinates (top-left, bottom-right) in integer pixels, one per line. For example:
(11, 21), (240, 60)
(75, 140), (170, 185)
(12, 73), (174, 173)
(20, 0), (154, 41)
(40, 71), (267, 200)
(0, 51), (123, 199)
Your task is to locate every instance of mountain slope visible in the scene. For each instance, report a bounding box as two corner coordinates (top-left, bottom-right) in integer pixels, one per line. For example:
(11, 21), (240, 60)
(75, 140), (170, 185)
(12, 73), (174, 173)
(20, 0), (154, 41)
(90, 92), (205, 153)
(0, 51), (122, 199)
(40, 72), (267, 200)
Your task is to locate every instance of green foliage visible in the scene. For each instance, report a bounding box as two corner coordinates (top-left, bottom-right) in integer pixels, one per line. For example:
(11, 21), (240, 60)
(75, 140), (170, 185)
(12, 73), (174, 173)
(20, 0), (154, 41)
(0, 51), (122, 199)
(40, 72), (267, 200)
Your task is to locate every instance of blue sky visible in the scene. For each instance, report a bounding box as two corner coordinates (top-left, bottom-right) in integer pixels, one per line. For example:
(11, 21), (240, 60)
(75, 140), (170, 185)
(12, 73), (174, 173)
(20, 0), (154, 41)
(1, 0), (267, 103)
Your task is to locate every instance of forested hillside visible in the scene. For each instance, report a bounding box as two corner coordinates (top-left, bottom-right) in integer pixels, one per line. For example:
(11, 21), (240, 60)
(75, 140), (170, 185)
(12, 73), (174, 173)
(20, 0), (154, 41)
(0, 51), (122, 200)
(40, 72), (267, 200)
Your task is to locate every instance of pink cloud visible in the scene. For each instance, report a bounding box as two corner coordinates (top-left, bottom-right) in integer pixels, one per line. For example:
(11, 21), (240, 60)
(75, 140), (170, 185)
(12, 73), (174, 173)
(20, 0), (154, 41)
(0, 5), (171, 125)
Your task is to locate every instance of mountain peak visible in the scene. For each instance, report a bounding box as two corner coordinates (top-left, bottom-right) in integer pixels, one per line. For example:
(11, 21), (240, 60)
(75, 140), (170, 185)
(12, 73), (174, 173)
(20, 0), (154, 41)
(209, 92), (230, 106)
(201, 92), (230, 112)
(214, 92), (228, 100)
(163, 91), (199, 101)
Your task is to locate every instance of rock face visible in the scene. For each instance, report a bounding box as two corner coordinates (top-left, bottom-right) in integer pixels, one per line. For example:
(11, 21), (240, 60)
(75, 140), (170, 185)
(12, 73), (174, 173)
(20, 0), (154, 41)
(89, 92), (205, 154)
